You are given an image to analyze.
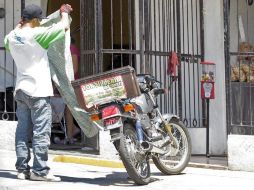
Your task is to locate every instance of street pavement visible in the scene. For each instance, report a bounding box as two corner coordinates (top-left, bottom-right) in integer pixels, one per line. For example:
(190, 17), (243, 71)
(1, 150), (254, 190)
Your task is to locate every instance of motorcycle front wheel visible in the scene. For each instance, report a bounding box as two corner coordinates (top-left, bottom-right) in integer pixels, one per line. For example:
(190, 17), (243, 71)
(117, 123), (151, 185)
(152, 118), (191, 175)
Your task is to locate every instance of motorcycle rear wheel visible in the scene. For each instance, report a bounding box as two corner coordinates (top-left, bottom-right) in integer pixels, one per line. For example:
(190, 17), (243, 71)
(152, 118), (191, 175)
(117, 123), (151, 185)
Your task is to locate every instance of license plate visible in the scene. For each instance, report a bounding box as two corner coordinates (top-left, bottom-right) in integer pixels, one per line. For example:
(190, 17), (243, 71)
(104, 117), (122, 130)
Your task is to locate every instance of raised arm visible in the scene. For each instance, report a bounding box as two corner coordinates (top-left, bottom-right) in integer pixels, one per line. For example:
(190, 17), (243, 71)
(60, 4), (73, 31)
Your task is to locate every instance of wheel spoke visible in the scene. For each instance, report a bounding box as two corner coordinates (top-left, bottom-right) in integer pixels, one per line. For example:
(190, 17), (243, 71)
(157, 122), (189, 169)
(125, 130), (149, 178)
(135, 161), (148, 177)
(120, 124), (151, 185)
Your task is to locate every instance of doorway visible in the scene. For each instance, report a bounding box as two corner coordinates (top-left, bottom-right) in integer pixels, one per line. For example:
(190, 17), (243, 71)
(47, 0), (99, 152)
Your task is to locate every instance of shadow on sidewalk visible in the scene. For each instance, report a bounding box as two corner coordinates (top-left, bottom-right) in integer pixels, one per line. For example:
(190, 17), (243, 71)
(152, 172), (186, 177)
(58, 171), (159, 186)
(0, 169), (160, 185)
(0, 169), (17, 179)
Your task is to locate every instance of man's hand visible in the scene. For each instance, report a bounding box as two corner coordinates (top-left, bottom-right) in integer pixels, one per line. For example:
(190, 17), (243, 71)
(60, 4), (73, 14)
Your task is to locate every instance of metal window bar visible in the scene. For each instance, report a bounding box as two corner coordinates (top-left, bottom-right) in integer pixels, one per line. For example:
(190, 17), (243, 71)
(80, 0), (96, 77)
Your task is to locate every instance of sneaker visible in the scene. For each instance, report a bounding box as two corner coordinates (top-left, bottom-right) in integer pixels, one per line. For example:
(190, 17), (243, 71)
(30, 172), (61, 182)
(17, 170), (30, 180)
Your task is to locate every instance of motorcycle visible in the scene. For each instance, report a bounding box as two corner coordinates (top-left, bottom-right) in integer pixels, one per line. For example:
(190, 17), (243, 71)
(89, 74), (191, 185)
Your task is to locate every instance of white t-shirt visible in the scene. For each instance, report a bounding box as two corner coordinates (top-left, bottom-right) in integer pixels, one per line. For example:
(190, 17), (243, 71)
(4, 23), (65, 97)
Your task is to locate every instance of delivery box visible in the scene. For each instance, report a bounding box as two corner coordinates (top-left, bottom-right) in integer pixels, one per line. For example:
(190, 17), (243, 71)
(71, 66), (141, 112)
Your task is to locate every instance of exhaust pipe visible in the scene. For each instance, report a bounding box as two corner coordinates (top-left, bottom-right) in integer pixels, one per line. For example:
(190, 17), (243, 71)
(141, 141), (152, 152)
(140, 141), (167, 154)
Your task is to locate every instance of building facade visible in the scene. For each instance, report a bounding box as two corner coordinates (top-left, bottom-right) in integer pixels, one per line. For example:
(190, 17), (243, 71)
(2, 0), (251, 157)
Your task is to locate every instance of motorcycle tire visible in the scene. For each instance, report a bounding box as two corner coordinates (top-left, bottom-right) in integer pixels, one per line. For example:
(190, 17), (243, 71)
(152, 118), (191, 175)
(117, 123), (151, 185)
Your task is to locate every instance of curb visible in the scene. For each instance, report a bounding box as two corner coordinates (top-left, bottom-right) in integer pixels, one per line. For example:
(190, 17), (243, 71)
(53, 155), (124, 168)
(188, 162), (228, 170)
(53, 155), (228, 170)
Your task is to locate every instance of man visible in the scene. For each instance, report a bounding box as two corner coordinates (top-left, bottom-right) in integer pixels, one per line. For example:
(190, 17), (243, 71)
(4, 4), (72, 181)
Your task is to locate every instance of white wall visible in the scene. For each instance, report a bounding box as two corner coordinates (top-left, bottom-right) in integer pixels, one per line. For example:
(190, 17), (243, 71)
(0, 121), (16, 150)
(25, 0), (40, 7)
(189, 128), (206, 154)
(203, 0), (227, 155)
(228, 135), (254, 171)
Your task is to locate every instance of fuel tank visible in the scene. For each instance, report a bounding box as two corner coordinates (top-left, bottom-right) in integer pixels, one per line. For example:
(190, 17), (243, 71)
(131, 93), (153, 114)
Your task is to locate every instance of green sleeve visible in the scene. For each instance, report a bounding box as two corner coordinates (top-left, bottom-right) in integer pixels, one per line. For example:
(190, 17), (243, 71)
(4, 36), (10, 51)
(34, 25), (65, 49)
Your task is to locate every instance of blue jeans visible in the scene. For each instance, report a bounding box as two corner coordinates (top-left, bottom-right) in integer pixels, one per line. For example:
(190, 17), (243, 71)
(15, 90), (52, 176)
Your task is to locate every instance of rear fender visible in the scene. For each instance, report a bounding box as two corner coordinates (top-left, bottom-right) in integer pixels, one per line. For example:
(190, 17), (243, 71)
(110, 120), (134, 150)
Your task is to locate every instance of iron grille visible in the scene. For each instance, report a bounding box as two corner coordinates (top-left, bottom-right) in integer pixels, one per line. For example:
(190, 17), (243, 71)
(80, 0), (205, 128)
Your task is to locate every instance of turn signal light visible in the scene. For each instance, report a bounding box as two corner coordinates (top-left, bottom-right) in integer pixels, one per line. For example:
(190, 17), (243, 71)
(90, 114), (100, 121)
(123, 104), (135, 112)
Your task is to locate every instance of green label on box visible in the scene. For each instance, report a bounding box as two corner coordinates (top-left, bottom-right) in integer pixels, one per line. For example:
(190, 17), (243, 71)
(81, 75), (127, 108)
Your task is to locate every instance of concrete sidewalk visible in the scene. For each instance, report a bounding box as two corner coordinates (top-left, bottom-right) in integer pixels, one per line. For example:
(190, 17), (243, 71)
(0, 149), (228, 172)
(0, 149), (130, 190)
(2, 149), (253, 190)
